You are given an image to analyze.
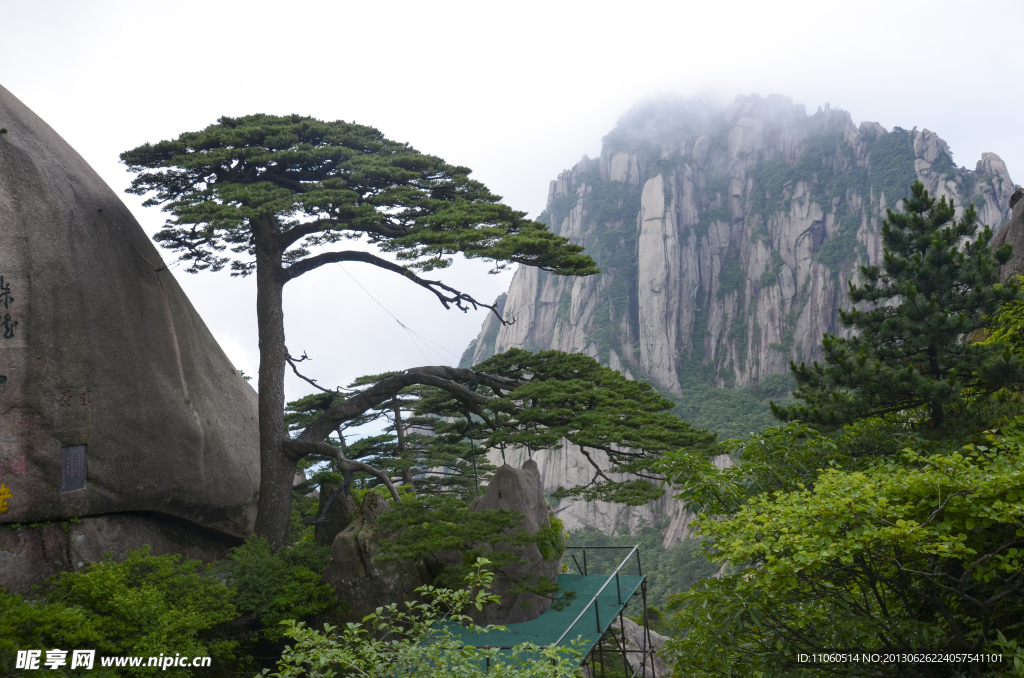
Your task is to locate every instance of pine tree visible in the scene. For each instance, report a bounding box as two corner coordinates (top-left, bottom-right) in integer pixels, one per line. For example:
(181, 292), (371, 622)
(122, 115), (597, 547)
(287, 349), (718, 510)
(773, 180), (1023, 427)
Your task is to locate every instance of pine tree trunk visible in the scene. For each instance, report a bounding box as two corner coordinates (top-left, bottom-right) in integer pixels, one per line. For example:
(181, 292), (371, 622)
(252, 219), (295, 548)
(394, 402), (415, 491)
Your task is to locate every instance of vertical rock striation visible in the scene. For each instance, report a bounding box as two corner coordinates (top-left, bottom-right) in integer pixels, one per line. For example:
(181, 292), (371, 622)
(467, 95), (1017, 542)
(475, 95), (1015, 391)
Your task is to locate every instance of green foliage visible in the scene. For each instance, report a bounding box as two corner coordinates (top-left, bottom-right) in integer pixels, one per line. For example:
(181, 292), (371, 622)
(288, 490), (320, 544)
(988, 275), (1024, 356)
(0, 540), (343, 675)
(663, 368), (795, 440)
(262, 559), (583, 678)
(628, 604), (668, 635)
(376, 496), (524, 566)
(716, 253), (746, 299)
(575, 180), (642, 358)
(775, 180), (1023, 427)
(121, 114), (597, 278)
(867, 126), (918, 206)
(0, 548), (238, 677)
(290, 350), (717, 508)
(663, 417), (1024, 676)
(373, 495), (568, 607)
(474, 349), (718, 505)
(218, 537), (337, 641)
(758, 249), (786, 288)
(536, 516), (566, 562)
(123, 113), (600, 548)
(546, 191), (581, 233)
(287, 381), (498, 504)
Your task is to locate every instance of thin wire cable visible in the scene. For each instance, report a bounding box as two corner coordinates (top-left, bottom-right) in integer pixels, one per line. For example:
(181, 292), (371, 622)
(336, 264), (453, 365)
(314, 245), (463, 367)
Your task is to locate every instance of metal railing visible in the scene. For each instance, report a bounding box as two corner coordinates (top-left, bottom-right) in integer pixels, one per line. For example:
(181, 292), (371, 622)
(562, 545), (653, 678)
(557, 545), (639, 641)
(469, 544), (656, 677)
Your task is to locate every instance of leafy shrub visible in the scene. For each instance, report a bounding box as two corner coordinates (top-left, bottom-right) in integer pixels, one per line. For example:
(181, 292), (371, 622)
(0, 547), (238, 677)
(262, 559), (583, 678)
(218, 537), (337, 641)
(664, 416), (1024, 676)
(536, 516), (566, 562)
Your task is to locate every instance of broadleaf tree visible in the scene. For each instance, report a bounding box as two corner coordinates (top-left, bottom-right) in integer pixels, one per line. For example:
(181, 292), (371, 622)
(772, 180), (1023, 428)
(122, 114), (598, 547)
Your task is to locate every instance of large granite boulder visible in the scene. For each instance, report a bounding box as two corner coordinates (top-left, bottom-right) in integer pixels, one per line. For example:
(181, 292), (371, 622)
(321, 492), (430, 622)
(0, 514), (239, 595)
(469, 459), (563, 624)
(313, 482), (358, 547)
(0, 84), (259, 589)
(581, 617), (671, 678)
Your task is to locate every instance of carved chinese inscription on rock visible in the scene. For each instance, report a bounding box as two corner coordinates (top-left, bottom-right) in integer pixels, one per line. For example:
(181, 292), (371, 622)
(55, 389), (93, 430)
(60, 445), (86, 493)
(0, 275), (16, 339)
(0, 455), (26, 482)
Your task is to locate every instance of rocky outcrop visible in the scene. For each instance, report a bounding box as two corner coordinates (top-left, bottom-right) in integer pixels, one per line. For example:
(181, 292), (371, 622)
(581, 617), (670, 678)
(469, 460), (562, 624)
(489, 444), (730, 548)
(472, 95), (1016, 392)
(313, 482), (358, 547)
(993, 188), (1024, 281)
(466, 94), (1017, 541)
(0, 84), (259, 589)
(607, 617), (671, 678)
(321, 492), (431, 623)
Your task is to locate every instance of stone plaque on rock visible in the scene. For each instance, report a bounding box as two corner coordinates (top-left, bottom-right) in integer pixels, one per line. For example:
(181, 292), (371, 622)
(60, 444), (86, 493)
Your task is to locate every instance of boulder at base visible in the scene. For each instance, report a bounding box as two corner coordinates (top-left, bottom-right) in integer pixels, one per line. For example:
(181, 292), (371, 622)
(469, 459), (563, 624)
(0, 84), (259, 590)
(0, 513), (240, 595)
(314, 482), (358, 547)
(321, 492), (430, 622)
(581, 617), (671, 678)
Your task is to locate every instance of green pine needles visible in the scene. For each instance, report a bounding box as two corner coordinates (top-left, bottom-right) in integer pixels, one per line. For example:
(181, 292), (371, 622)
(773, 180), (1023, 427)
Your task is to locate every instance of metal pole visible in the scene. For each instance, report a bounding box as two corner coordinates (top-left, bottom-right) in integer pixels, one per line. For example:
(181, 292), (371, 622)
(583, 548), (587, 576)
(618, 610), (629, 676)
(641, 580), (653, 678)
(616, 572), (621, 604)
(554, 545), (640, 647)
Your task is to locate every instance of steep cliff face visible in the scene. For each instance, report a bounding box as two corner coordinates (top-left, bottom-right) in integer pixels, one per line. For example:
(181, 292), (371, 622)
(464, 95), (1017, 541)
(470, 95), (1016, 396)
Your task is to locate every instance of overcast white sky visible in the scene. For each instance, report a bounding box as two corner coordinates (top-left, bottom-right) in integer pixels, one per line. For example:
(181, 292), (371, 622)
(3, 0), (1023, 408)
